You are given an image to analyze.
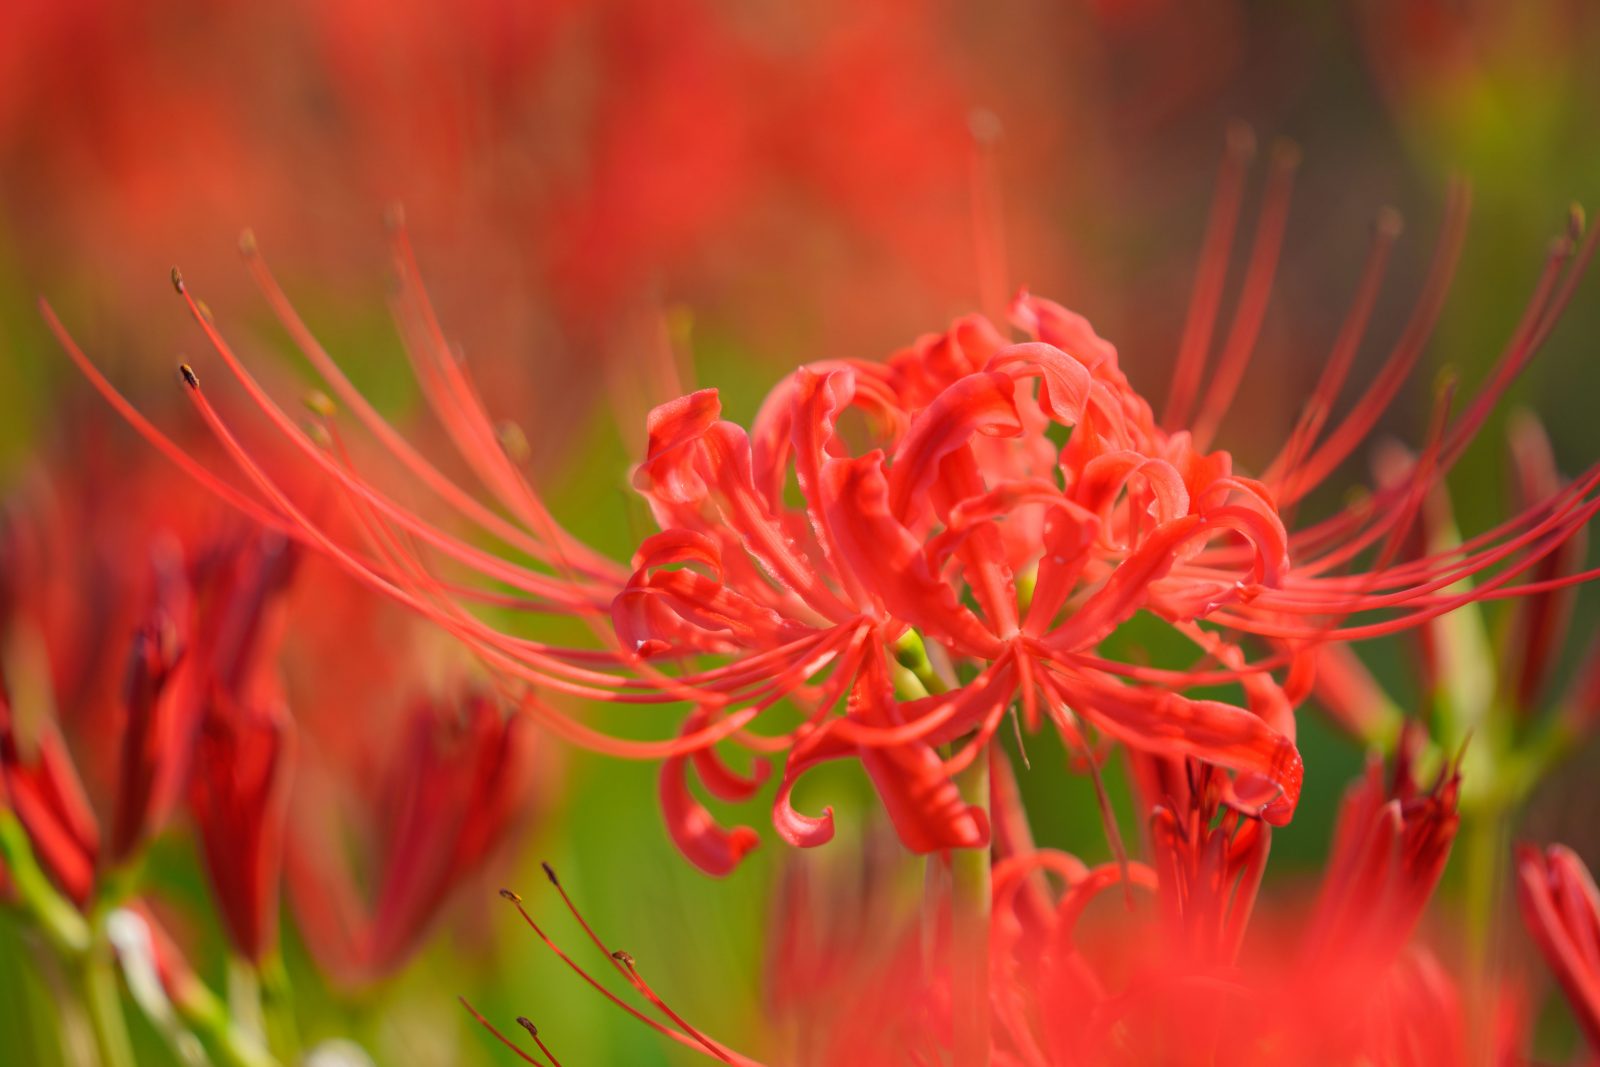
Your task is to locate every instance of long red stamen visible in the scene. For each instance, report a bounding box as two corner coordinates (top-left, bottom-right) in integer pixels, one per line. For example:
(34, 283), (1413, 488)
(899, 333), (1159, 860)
(1164, 122), (1255, 430)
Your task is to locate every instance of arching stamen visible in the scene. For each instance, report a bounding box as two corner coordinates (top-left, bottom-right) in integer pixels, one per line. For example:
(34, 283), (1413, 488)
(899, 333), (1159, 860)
(517, 1018), (563, 1067)
(1190, 139), (1301, 451)
(1164, 122), (1255, 430)
(459, 997), (547, 1066)
(968, 108), (1010, 325)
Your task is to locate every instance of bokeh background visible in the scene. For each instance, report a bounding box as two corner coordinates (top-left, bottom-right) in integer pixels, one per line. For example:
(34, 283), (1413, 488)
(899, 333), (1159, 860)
(3, 1), (1600, 1062)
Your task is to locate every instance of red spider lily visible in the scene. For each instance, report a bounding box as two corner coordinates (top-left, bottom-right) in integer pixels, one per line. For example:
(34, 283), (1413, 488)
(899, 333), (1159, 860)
(188, 690), (293, 965)
(0, 685), (100, 904)
(286, 689), (538, 986)
(51, 140), (1600, 874)
(1298, 726), (1460, 982)
(185, 530), (298, 964)
(1516, 843), (1600, 1054)
(0, 447), (215, 900)
(470, 745), (1486, 1066)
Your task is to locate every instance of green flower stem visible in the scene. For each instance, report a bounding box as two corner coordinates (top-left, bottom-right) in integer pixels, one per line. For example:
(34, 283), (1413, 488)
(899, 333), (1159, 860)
(893, 629), (991, 1063)
(949, 751), (992, 1067)
(0, 811), (135, 1067)
(1460, 799), (1510, 1067)
(893, 629), (949, 696)
(172, 977), (280, 1067)
(0, 810), (89, 956)
(72, 938), (137, 1067)
(258, 953), (301, 1063)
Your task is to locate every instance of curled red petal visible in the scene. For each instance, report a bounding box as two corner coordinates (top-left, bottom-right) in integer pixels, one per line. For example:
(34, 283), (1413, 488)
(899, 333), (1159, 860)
(850, 654), (989, 854)
(772, 732), (850, 848)
(1024, 503), (1101, 636)
(1047, 666), (1303, 825)
(821, 453), (1000, 657)
(659, 712), (760, 877)
(1046, 516), (1205, 651)
(634, 389), (723, 504)
(886, 370), (1021, 523)
(692, 740), (771, 803)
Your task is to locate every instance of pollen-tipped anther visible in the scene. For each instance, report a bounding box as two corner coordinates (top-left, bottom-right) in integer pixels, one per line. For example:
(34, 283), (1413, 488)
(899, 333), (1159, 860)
(611, 949), (634, 965)
(541, 861), (559, 886)
(178, 364), (199, 389)
(304, 390), (336, 419)
(238, 229), (258, 257)
(170, 266), (184, 294)
(1269, 138), (1303, 171)
(1569, 203), (1586, 241)
(497, 420), (531, 464)
(1374, 206), (1404, 240)
(516, 1017), (537, 1037)
(499, 887), (523, 904)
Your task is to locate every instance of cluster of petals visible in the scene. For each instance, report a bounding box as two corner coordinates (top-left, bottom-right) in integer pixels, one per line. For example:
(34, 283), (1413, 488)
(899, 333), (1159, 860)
(0, 441), (541, 982)
(287, 688), (539, 986)
(48, 153), (1600, 876)
(478, 746), (1487, 1066)
(0, 452), (294, 942)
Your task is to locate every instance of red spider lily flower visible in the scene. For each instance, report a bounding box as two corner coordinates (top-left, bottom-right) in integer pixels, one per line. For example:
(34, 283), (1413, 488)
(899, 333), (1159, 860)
(52, 141), (1600, 874)
(0, 446), (217, 898)
(189, 690), (293, 966)
(1137, 757), (1270, 967)
(1298, 725), (1459, 985)
(1515, 843), (1600, 1054)
(186, 531), (297, 964)
(0, 685), (100, 904)
(286, 689), (538, 986)
(472, 748), (1478, 1065)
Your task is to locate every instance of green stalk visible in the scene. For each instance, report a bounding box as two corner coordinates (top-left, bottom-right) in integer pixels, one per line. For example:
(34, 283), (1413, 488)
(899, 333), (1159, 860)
(172, 978), (281, 1067)
(949, 752), (992, 1067)
(0, 811), (136, 1067)
(257, 953), (301, 1063)
(0, 810), (89, 956)
(72, 933), (136, 1067)
(1460, 802), (1508, 1067)
(894, 629), (990, 1063)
